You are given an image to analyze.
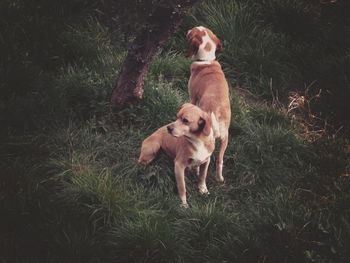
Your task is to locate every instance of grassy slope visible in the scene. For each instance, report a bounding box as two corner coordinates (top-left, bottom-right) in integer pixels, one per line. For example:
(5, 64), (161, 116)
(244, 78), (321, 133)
(1, 1), (349, 263)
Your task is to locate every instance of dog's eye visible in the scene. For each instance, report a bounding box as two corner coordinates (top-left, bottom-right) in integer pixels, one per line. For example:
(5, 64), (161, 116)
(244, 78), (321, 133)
(182, 118), (189, 124)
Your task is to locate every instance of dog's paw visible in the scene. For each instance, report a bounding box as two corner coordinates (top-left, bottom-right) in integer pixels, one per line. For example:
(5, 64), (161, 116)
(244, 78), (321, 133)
(198, 184), (209, 195)
(215, 175), (225, 183)
(180, 202), (189, 209)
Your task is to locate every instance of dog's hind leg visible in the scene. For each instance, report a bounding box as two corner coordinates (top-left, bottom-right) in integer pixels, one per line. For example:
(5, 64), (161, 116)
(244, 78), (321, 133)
(216, 134), (228, 182)
(138, 136), (161, 165)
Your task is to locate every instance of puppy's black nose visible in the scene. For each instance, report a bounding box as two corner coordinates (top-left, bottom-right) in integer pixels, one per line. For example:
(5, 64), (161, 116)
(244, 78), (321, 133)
(167, 125), (173, 134)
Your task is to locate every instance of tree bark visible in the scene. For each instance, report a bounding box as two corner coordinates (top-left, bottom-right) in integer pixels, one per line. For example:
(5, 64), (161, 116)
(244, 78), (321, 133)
(110, 0), (199, 108)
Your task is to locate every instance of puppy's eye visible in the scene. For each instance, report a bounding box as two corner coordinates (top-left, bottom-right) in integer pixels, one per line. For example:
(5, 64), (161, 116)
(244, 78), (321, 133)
(182, 118), (189, 124)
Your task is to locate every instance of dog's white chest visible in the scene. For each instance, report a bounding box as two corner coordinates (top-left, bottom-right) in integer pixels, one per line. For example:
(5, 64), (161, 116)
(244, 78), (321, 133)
(189, 141), (210, 167)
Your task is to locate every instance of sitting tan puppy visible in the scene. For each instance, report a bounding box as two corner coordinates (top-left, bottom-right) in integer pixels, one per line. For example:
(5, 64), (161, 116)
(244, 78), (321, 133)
(138, 103), (215, 207)
(187, 26), (231, 183)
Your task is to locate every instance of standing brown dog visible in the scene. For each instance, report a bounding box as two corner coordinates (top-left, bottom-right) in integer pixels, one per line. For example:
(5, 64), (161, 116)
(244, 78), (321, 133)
(187, 26), (231, 183)
(138, 103), (215, 207)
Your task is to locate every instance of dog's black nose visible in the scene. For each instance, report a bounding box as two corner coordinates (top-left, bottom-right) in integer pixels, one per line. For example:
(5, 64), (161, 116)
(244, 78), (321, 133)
(167, 125), (173, 134)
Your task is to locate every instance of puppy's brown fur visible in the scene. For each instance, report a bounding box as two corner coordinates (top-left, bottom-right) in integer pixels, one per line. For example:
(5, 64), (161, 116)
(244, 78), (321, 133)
(187, 26), (231, 182)
(138, 103), (215, 207)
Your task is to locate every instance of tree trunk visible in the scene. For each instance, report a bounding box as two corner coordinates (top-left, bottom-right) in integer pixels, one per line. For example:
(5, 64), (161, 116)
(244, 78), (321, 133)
(110, 0), (198, 107)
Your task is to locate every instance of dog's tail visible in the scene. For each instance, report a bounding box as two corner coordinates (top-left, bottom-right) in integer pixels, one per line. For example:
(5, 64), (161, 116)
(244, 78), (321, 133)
(210, 112), (220, 138)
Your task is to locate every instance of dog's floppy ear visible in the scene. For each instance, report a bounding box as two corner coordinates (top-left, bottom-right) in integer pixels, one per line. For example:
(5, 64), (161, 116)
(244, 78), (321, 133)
(215, 39), (222, 53)
(187, 36), (201, 58)
(206, 29), (222, 53)
(198, 112), (212, 136)
(187, 28), (203, 58)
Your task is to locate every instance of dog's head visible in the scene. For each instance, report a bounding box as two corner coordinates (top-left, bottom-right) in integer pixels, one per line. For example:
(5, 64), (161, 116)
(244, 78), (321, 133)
(187, 26), (222, 61)
(167, 103), (212, 138)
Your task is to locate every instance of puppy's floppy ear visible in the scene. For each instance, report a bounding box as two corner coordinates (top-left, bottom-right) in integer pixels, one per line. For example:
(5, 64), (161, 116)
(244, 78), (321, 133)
(198, 112), (212, 136)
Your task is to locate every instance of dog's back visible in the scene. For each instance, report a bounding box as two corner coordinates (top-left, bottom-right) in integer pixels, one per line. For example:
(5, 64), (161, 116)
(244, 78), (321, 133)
(189, 61), (231, 137)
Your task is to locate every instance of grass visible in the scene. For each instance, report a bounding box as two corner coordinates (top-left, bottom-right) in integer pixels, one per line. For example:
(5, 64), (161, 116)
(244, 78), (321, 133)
(174, 0), (350, 125)
(1, 1), (349, 262)
(176, 0), (296, 98)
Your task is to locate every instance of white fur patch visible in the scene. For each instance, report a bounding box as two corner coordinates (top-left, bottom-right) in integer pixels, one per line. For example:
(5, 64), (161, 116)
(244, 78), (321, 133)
(193, 61), (212, 65)
(188, 139), (211, 168)
(192, 29), (216, 61)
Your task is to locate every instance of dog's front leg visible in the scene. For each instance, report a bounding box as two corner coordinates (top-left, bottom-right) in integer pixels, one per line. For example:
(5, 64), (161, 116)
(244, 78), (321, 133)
(198, 158), (210, 194)
(174, 161), (188, 208)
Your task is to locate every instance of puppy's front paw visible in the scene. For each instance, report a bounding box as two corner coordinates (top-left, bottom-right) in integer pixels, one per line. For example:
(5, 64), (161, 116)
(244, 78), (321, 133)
(198, 184), (209, 195)
(180, 202), (189, 209)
